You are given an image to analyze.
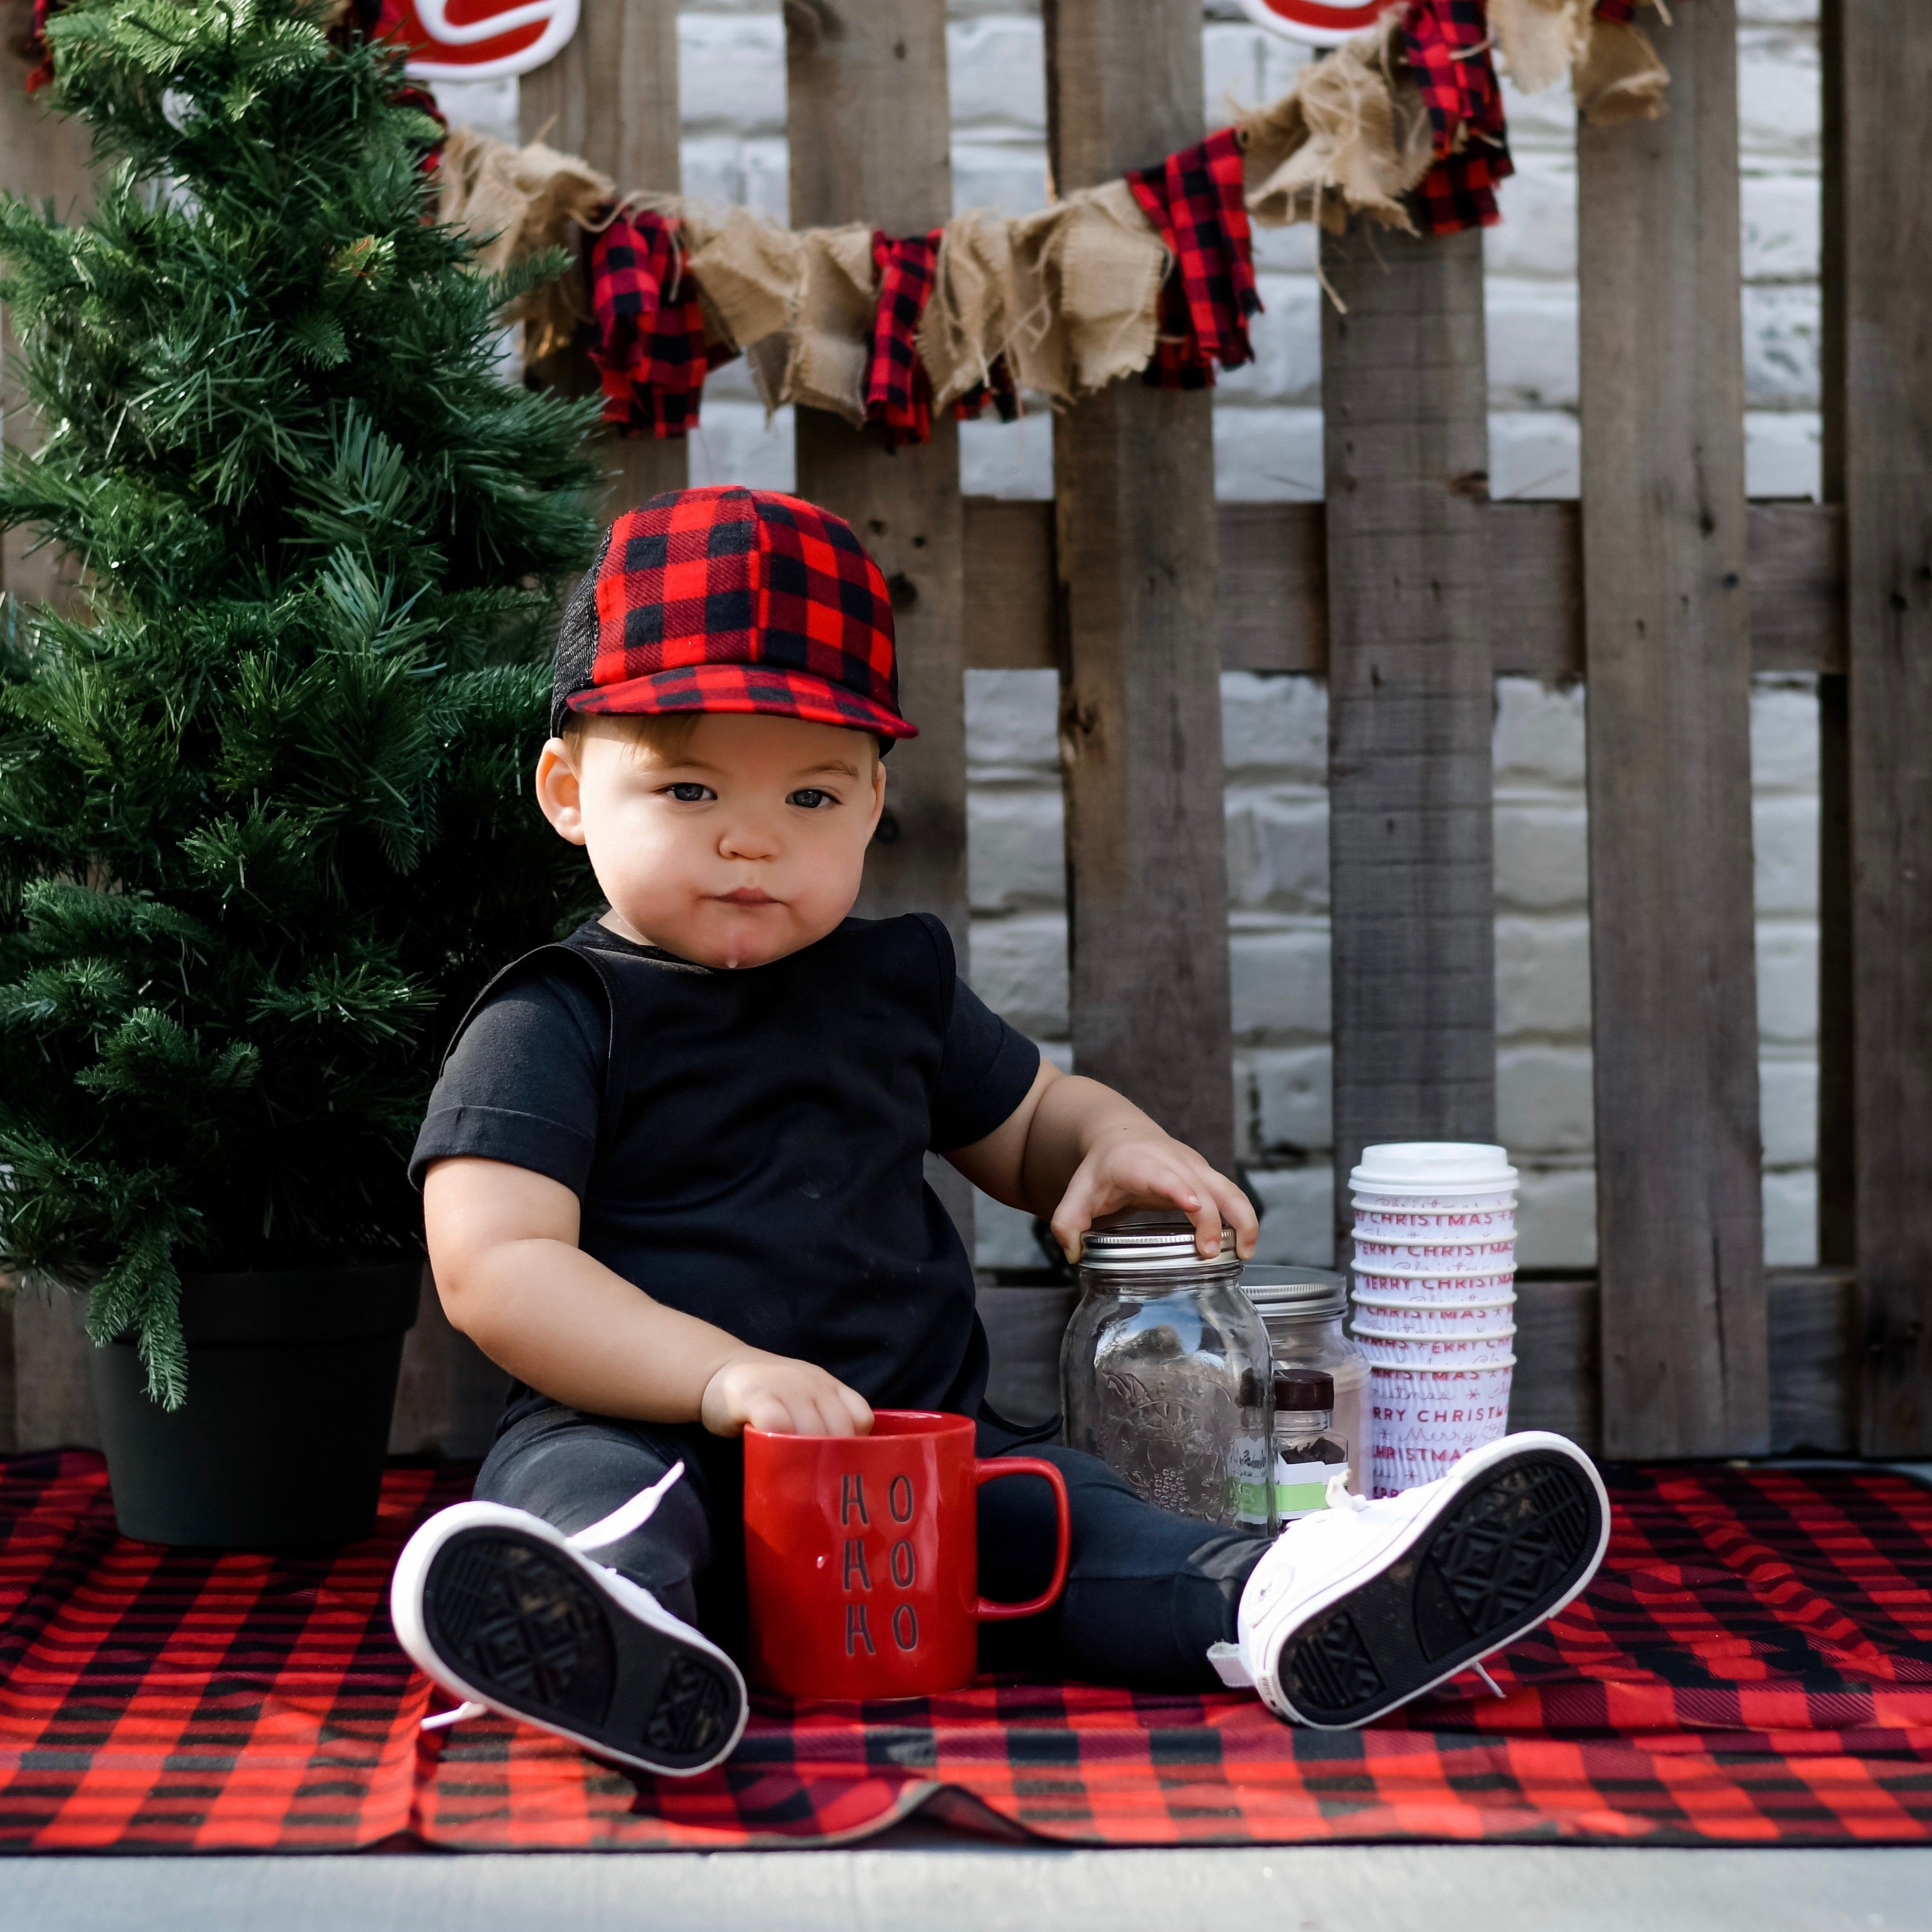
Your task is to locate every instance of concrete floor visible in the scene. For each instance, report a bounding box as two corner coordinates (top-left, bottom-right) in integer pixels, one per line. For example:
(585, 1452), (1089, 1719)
(7, 1840), (1932, 1932)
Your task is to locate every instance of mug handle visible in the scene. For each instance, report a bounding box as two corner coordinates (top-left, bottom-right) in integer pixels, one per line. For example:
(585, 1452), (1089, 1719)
(972, 1457), (1072, 1621)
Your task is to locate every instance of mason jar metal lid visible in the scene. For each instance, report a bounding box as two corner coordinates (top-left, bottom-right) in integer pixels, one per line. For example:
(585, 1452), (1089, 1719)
(1240, 1265), (1347, 1319)
(1076, 1210), (1241, 1276)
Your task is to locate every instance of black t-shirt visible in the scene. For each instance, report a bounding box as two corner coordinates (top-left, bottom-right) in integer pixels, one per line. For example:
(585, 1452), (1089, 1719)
(410, 913), (1040, 1424)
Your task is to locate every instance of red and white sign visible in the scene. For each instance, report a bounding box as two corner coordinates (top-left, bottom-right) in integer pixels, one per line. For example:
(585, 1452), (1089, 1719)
(1237, 0), (1405, 47)
(386, 0), (580, 81)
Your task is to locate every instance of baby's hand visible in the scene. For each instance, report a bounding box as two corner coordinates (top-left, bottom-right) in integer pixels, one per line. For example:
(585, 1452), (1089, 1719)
(1050, 1124), (1259, 1265)
(701, 1351), (874, 1438)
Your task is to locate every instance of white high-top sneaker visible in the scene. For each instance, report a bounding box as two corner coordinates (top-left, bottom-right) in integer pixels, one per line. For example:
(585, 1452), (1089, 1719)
(389, 1465), (748, 1777)
(1213, 1431), (1610, 1729)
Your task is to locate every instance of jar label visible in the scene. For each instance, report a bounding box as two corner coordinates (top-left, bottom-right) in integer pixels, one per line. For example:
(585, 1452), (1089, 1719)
(1231, 1438), (1273, 1528)
(1274, 1456), (1345, 1519)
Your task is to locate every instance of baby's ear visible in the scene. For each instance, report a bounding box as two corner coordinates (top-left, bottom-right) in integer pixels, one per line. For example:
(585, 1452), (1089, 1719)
(534, 737), (587, 845)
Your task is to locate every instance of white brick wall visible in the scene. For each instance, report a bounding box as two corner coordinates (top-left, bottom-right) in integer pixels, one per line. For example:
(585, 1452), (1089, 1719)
(451, 2), (1827, 1273)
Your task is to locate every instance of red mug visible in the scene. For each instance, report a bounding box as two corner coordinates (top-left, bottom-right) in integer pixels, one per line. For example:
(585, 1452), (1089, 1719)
(742, 1410), (1071, 1699)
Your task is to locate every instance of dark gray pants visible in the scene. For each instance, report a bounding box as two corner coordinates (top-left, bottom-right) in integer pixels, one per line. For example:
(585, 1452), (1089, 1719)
(475, 1401), (1267, 1691)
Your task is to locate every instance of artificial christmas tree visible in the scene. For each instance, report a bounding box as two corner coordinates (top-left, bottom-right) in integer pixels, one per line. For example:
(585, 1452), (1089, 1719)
(0, 0), (599, 1440)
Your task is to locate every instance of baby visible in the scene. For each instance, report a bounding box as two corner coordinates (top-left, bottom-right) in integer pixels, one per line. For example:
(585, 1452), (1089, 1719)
(390, 486), (1607, 1773)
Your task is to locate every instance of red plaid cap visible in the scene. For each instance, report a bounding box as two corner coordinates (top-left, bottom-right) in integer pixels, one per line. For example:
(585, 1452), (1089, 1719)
(550, 486), (916, 744)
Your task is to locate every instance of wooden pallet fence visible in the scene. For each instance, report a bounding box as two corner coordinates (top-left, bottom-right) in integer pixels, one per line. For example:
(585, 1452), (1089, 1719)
(1577, 0), (1767, 1459)
(7, 4), (1930, 1464)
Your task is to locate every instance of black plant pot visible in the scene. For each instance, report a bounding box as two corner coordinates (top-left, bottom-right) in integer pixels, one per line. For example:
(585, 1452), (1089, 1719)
(88, 1264), (421, 1548)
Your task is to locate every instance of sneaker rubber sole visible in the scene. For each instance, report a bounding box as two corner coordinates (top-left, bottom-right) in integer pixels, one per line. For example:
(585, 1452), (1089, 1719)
(420, 1524), (743, 1775)
(1274, 1444), (1606, 1727)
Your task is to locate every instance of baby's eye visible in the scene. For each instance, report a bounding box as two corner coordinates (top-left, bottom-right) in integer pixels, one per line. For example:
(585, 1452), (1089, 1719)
(662, 782), (713, 804)
(788, 788), (836, 810)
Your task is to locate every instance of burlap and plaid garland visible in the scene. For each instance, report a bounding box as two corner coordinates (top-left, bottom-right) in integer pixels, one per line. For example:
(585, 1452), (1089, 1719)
(13, 1), (1668, 440)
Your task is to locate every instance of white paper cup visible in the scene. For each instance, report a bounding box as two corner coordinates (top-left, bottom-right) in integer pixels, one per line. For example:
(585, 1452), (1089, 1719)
(1351, 1142), (1518, 1198)
(1352, 1204), (1517, 1237)
(1350, 1234), (1517, 1272)
(1352, 1136), (1514, 1213)
(1371, 1438), (1489, 1495)
(1351, 1295), (1515, 1337)
(1368, 1363), (1513, 1497)
(1370, 1361), (1515, 1408)
(1352, 1268), (1517, 1301)
(1357, 1330), (1517, 1368)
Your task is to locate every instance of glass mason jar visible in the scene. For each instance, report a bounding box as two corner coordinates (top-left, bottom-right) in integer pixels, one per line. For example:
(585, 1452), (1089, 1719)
(1059, 1214), (1275, 1534)
(1242, 1266), (1370, 1498)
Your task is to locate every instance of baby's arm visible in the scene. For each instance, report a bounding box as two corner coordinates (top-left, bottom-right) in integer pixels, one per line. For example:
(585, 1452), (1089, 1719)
(423, 1156), (873, 1436)
(945, 1061), (1257, 1264)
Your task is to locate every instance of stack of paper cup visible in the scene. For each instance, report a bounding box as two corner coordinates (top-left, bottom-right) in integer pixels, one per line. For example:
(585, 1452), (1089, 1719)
(1350, 1143), (1518, 1497)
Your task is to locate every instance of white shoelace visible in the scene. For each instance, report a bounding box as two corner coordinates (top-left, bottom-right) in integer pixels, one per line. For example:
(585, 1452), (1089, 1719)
(419, 1463), (687, 1734)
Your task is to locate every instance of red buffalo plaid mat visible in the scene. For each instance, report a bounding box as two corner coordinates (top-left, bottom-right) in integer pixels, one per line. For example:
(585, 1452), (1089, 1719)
(2, 1453), (1930, 1851)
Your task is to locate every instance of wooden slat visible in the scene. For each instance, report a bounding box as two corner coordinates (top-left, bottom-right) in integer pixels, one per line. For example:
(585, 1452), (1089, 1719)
(0, 42), (94, 610)
(979, 1284), (1079, 1428)
(1509, 1279), (1601, 1450)
(1218, 502), (1326, 673)
(786, 0), (967, 950)
(963, 499), (1058, 670)
(1751, 501), (1847, 675)
(1579, 0), (1768, 1459)
(1320, 224), (1497, 1252)
(390, 6), (695, 1455)
(785, 1), (976, 1247)
(1041, 0), (1235, 1169)
(958, 498), (1842, 677)
(1768, 1267), (1859, 1456)
(388, 1268), (509, 1459)
(1836, 2), (1932, 1455)
(1484, 503), (1577, 681)
(9, 1283), (100, 1452)
(1815, 3), (1854, 1276)
(520, 0), (686, 512)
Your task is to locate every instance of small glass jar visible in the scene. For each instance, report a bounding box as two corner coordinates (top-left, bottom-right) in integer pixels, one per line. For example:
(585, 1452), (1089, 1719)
(1272, 1368), (1349, 1521)
(1059, 1213), (1275, 1534)
(1242, 1266), (1370, 1497)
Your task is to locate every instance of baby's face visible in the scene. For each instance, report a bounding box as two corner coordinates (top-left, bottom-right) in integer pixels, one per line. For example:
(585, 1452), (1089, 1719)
(537, 712), (887, 970)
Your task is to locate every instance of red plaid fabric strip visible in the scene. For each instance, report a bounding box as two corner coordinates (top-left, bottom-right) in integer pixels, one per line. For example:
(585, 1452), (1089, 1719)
(5, 1458), (1932, 1850)
(1144, 271), (1216, 392)
(587, 211), (714, 441)
(953, 356), (1020, 424)
(1127, 125), (1262, 390)
(1404, 0), (1516, 234)
(24, 0), (58, 92)
(865, 229), (943, 450)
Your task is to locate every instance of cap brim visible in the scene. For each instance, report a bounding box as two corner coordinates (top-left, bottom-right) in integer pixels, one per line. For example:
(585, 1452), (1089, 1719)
(567, 665), (917, 740)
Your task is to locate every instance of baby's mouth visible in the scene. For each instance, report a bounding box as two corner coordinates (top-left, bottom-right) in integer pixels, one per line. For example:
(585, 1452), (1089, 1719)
(715, 887), (778, 906)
